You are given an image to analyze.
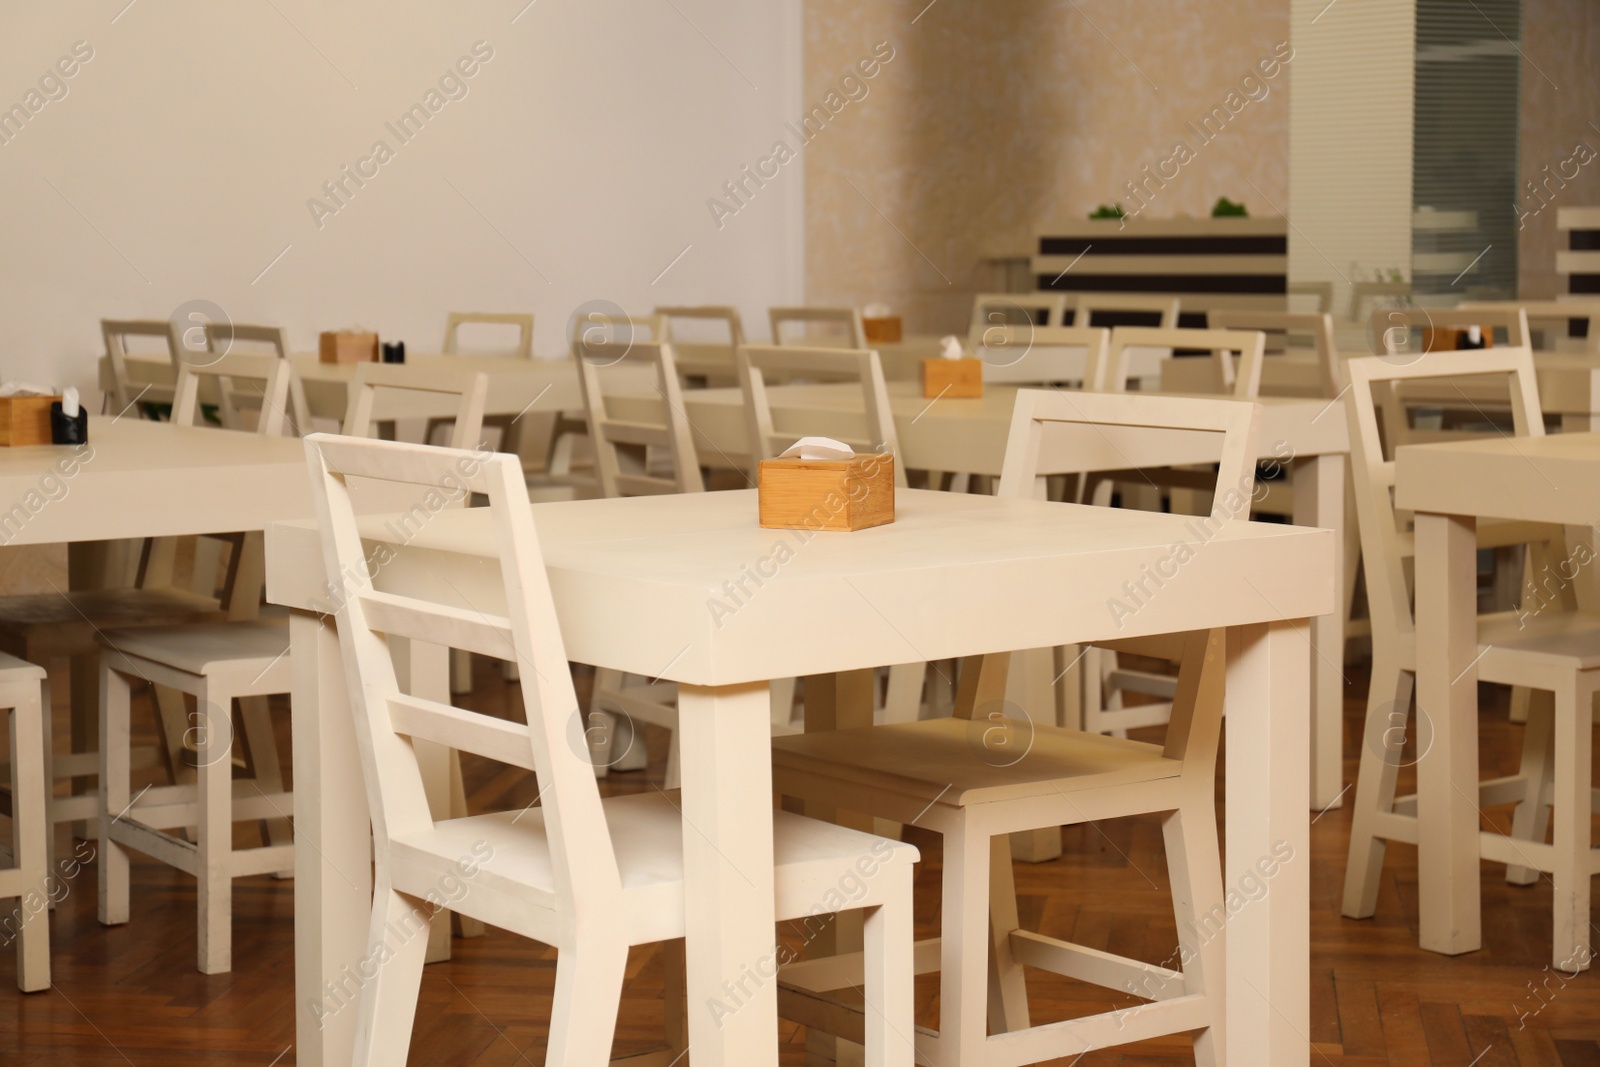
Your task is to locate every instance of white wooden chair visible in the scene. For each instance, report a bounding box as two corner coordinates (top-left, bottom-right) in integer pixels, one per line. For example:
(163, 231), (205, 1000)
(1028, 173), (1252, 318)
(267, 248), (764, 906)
(199, 322), (315, 436)
(0, 657), (51, 991)
(1348, 279), (1411, 323)
(100, 319), (176, 415)
(974, 325), (1111, 387)
(303, 433), (918, 1066)
(1102, 326), (1266, 398)
(655, 305), (745, 382)
(434, 311), (533, 451)
(97, 362), (489, 974)
(771, 387), (1260, 1067)
(1070, 293), (1180, 329)
(1208, 310), (1342, 397)
(738, 345), (920, 725)
(577, 337), (703, 786)
(1340, 348), (1600, 969)
(1289, 280), (1335, 315)
(965, 293), (1069, 349)
(769, 306), (868, 348)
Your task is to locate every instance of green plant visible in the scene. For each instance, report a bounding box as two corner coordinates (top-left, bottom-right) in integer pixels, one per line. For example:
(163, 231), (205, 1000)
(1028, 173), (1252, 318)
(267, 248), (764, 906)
(1089, 203), (1127, 220)
(1211, 196), (1248, 217)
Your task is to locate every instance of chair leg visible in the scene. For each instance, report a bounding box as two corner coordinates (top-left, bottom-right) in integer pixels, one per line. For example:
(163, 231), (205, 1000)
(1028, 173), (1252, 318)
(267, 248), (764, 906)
(938, 819), (991, 1066)
(237, 695), (293, 869)
(1550, 684), (1594, 971)
(1164, 798), (1227, 1067)
(862, 866), (915, 1067)
(1509, 686), (1532, 725)
(447, 754), (485, 941)
(663, 730), (682, 792)
(883, 664), (924, 724)
(9, 687), (50, 991)
(195, 689), (234, 974)
(986, 833), (1029, 1034)
(449, 648), (473, 695)
(545, 937), (628, 1064)
(1342, 656), (1411, 919)
(97, 662), (131, 927)
(1507, 690), (1555, 885)
(352, 884), (434, 1067)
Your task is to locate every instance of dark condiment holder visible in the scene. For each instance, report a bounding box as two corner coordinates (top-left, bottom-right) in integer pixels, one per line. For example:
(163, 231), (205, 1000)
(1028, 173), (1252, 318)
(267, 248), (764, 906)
(50, 402), (87, 445)
(381, 341), (406, 363)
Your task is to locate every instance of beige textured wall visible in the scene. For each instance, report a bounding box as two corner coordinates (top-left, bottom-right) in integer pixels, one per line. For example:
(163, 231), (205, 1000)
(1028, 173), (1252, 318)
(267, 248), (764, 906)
(1517, 0), (1600, 299)
(804, 0), (1291, 336)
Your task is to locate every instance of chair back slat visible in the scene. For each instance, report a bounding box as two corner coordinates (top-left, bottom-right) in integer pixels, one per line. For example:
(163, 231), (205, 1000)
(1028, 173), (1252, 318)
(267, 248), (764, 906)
(443, 312), (533, 359)
(171, 351), (294, 436)
(1343, 347), (1544, 641)
(305, 433), (621, 905)
(1072, 294), (1180, 329)
(1105, 327), (1266, 398)
(656, 305), (745, 345)
(976, 325), (1111, 387)
(1208, 311), (1341, 396)
(737, 344), (906, 487)
(101, 319), (176, 415)
(343, 362), (488, 450)
(199, 322), (313, 434)
(967, 293), (1069, 348)
(997, 389), (1261, 515)
(769, 306), (867, 349)
(575, 339), (703, 497)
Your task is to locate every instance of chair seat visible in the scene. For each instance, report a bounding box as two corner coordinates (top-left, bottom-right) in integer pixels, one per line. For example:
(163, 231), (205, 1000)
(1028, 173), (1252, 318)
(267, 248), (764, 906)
(100, 613), (290, 677)
(400, 791), (918, 916)
(1480, 610), (1600, 672)
(0, 588), (222, 657)
(772, 718), (1180, 807)
(0, 652), (46, 683)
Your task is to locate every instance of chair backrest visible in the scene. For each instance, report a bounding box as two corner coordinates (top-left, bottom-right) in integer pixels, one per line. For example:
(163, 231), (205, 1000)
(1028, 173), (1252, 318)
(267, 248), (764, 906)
(737, 344), (905, 487)
(1209, 310), (1341, 396)
(1348, 280), (1411, 324)
(171, 351), (294, 436)
(304, 434), (618, 909)
(1288, 281), (1334, 315)
(655, 305), (745, 346)
(1071, 293), (1180, 329)
(1103, 327), (1266, 398)
(343, 362), (488, 450)
(997, 388), (1261, 514)
(443, 312), (534, 360)
(101, 319), (175, 413)
(1343, 347), (1544, 641)
(200, 322), (312, 434)
(1460, 301), (1600, 355)
(966, 293), (1069, 348)
(974, 325), (1111, 386)
(1368, 306), (1529, 355)
(575, 338), (704, 496)
(768, 306), (868, 349)
(569, 310), (667, 348)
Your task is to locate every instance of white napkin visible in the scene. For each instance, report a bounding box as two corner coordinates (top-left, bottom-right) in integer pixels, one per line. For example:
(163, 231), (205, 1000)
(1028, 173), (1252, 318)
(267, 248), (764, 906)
(939, 334), (965, 360)
(862, 303), (892, 319)
(779, 436), (856, 461)
(0, 382), (56, 398)
(61, 387), (79, 418)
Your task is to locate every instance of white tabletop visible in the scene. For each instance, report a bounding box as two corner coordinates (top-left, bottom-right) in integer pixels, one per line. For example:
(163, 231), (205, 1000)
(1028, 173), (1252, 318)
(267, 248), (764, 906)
(1397, 431), (1600, 525)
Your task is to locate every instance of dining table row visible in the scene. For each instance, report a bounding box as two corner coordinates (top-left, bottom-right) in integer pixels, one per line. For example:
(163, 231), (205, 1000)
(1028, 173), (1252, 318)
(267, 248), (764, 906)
(0, 293), (1588, 1064)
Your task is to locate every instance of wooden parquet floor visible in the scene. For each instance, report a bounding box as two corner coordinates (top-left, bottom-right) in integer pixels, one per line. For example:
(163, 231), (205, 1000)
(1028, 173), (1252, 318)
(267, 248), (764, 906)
(1, 662), (1599, 1064)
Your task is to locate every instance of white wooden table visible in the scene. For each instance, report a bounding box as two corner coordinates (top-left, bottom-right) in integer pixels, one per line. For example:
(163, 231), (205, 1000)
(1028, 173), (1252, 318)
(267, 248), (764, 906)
(266, 488), (1334, 1066)
(1396, 431), (1600, 955)
(611, 380), (1352, 810)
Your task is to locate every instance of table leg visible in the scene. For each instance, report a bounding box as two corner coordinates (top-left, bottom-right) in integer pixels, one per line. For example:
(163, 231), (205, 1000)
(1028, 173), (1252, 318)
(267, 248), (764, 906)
(1415, 511), (1483, 955)
(291, 609), (371, 1067)
(1225, 620), (1310, 1065)
(1293, 452), (1347, 810)
(678, 681), (779, 1067)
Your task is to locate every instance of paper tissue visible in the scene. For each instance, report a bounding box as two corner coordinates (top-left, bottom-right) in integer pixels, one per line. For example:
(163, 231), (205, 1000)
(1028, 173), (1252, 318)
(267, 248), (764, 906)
(861, 302), (902, 345)
(921, 334), (983, 399)
(0, 383), (64, 446)
(757, 436), (895, 532)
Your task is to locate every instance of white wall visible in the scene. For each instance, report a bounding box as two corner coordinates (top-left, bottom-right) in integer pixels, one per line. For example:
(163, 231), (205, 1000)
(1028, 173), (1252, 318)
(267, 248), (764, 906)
(0, 0), (803, 391)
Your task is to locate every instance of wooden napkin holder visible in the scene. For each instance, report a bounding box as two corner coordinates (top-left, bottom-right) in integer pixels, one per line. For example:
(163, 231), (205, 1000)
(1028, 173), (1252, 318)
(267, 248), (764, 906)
(863, 316), (902, 344)
(319, 331), (379, 364)
(0, 396), (61, 446)
(922, 358), (983, 398)
(758, 453), (895, 532)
